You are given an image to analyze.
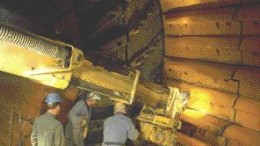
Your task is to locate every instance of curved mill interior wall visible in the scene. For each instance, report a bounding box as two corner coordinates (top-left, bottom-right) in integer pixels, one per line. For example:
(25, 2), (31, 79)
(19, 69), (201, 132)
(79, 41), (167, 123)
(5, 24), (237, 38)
(161, 0), (260, 145)
(0, 0), (259, 146)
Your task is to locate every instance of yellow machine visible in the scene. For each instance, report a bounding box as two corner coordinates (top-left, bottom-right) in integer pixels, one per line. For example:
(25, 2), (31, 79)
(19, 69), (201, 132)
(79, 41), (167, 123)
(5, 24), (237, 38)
(0, 24), (189, 145)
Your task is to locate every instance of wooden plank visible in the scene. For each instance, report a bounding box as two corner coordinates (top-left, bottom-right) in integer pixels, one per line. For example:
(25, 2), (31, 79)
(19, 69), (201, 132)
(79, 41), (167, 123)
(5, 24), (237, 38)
(165, 80), (237, 121)
(176, 132), (209, 146)
(164, 58), (238, 93)
(241, 36), (260, 67)
(160, 0), (240, 12)
(223, 124), (260, 145)
(180, 109), (230, 134)
(163, 7), (240, 35)
(234, 97), (260, 131)
(233, 67), (260, 99)
(165, 36), (241, 64)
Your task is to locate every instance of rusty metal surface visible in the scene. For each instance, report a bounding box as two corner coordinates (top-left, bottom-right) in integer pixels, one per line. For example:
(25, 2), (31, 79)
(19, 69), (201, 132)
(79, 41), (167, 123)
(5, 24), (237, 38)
(165, 36), (241, 64)
(164, 7), (240, 36)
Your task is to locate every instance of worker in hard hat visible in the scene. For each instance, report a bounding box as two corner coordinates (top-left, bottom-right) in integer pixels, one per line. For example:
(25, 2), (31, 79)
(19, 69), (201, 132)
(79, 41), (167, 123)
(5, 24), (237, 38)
(65, 91), (101, 146)
(31, 92), (65, 146)
(102, 102), (139, 146)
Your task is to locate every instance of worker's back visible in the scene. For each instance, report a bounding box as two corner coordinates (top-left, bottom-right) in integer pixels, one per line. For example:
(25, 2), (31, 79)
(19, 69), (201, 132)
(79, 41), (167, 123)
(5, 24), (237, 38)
(102, 113), (139, 146)
(31, 112), (64, 146)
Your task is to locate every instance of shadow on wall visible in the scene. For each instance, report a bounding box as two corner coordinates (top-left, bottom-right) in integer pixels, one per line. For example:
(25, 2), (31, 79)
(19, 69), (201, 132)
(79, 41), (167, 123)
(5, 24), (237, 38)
(0, 71), (79, 145)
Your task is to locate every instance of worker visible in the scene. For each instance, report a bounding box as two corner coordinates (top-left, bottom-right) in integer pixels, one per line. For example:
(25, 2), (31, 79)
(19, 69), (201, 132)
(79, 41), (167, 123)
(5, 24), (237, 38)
(102, 102), (139, 146)
(31, 92), (65, 146)
(65, 91), (101, 146)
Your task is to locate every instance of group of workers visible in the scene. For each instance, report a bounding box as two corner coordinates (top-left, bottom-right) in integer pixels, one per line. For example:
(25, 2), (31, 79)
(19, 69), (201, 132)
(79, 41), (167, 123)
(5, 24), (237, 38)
(31, 91), (139, 146)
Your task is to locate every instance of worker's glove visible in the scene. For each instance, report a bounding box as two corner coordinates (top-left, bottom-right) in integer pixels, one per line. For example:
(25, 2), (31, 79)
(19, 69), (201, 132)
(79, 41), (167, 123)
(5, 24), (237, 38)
(82, 126), (88, 138)
(81, 118), (87, 126)
(81, 118), (89, 138)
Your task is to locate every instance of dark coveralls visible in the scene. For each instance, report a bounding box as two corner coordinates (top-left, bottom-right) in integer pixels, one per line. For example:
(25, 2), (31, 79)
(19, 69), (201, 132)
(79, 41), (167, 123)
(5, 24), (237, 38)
(65, 99), (91, 146)
(31, 112), (65, 146)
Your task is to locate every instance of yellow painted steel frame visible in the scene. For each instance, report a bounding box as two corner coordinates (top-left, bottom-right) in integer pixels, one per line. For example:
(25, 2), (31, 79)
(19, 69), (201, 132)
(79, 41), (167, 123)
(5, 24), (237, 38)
(74, 63), (140, 104)
(136, 88), (189, 145)
(137, 106), (178, 146)
(0, 25), (84, 89)
(0, 24), (140, 104)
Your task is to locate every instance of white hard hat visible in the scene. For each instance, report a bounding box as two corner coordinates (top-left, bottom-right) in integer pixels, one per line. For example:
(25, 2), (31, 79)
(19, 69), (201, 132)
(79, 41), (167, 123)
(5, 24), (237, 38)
(114, 102), (126, 114)
(87, 92), (101, 101)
